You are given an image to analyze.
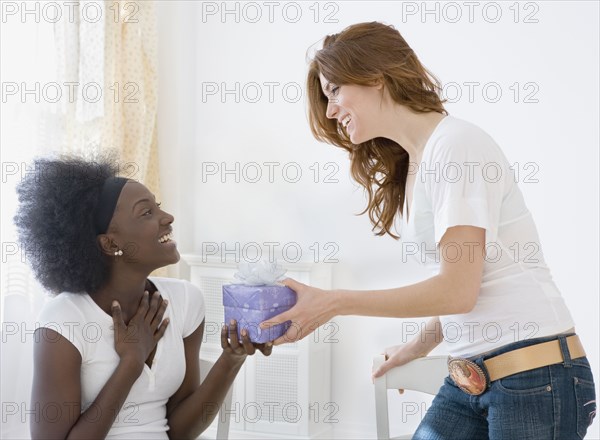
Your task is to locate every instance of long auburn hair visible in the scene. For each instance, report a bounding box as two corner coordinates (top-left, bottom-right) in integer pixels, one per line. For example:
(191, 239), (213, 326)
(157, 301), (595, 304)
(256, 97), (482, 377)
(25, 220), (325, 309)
(307, 22), (447, 239)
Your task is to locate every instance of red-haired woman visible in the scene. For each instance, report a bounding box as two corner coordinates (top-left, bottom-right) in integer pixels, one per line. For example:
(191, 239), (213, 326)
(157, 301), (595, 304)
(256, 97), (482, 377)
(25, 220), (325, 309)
(263, 22), (596, 439)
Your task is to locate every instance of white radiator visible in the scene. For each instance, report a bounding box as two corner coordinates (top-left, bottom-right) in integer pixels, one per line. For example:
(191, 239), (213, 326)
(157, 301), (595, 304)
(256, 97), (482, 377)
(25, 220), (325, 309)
(180, 254), (334, 438)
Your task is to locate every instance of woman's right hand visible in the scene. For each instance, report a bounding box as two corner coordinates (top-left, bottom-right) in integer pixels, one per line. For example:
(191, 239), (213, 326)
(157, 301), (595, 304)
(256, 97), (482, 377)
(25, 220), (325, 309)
(112, 291), (169, 371)
(372, 344), (424, 393)
(221, 320), (274, 365)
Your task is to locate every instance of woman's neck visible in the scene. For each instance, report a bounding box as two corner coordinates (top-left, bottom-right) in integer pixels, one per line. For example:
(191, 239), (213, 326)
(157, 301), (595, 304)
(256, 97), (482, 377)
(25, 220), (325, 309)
(90, 270), (156, 323)
(380, 103), (446, 162)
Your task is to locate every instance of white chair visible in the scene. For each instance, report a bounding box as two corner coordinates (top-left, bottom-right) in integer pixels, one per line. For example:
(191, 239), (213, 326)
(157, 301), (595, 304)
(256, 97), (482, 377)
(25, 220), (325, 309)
(198, 358), (233, 440)
(372, 355), (449, 440)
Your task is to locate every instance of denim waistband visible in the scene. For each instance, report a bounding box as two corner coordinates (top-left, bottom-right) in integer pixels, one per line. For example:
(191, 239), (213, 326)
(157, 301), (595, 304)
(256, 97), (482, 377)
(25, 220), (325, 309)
(466, 332), (578, 365)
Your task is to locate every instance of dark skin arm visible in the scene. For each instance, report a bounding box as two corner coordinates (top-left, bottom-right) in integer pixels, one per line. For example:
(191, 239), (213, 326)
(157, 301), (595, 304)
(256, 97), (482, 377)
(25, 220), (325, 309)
(30, 291), (168, 440)
(166, 320), (273, 440)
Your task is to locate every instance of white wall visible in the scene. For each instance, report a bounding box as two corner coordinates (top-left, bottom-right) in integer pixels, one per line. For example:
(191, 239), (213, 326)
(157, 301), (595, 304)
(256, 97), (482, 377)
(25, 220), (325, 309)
(157, 1), (599, 438)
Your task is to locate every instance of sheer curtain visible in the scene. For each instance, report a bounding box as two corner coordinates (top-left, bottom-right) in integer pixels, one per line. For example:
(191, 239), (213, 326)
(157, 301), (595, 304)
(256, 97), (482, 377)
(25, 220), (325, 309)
(1, 2), (160, 437)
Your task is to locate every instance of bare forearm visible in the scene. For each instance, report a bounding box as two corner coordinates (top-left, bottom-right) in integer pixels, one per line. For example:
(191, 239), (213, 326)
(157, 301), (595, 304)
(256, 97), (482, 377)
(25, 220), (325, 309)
(406, 316), (444, 357)
(333, 274), (473, 318)
(167, 354), (244, 440)
(66, 360), (141, 439)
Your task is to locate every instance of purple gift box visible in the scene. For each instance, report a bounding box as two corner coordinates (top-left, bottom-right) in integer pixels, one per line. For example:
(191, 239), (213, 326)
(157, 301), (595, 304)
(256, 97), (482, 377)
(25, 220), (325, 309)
(222, 284), (296, 343)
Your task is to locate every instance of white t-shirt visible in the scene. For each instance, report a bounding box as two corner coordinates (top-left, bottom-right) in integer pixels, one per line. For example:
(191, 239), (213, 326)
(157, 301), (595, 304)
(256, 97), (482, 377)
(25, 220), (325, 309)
(36, 277), (205, 439)
(399, 115), (575, 357)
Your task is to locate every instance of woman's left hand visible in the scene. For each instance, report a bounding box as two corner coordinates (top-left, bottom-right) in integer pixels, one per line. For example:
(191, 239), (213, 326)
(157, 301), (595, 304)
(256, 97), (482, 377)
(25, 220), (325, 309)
(221, 320), (273, 365)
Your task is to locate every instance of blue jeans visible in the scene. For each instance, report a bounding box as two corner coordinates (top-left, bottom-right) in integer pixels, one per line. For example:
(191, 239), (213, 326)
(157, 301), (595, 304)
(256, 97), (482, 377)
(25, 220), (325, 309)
(413, 333), (597, 439)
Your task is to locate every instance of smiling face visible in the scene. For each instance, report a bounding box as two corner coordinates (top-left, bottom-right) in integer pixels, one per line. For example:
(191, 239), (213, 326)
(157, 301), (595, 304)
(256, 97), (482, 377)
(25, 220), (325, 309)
(102, 181), (179, 270)
(319, 72), (384, 144)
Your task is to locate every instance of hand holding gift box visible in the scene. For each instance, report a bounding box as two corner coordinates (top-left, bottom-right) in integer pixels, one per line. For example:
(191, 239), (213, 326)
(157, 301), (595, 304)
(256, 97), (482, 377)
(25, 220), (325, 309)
(223, 260), (296, 343)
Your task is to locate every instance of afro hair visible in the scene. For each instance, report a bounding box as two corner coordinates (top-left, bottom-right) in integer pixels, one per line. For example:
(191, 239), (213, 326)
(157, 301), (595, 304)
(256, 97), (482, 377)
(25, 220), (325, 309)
(14, 154), (123, 294)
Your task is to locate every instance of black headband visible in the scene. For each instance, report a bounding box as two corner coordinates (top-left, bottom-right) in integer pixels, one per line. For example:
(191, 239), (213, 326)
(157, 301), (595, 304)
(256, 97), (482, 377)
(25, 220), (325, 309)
(95, 177), (129, 234)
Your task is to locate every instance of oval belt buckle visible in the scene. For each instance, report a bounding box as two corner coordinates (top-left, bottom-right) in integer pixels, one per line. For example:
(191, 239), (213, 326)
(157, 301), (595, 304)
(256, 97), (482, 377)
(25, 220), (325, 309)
(447, 357), (488, 396)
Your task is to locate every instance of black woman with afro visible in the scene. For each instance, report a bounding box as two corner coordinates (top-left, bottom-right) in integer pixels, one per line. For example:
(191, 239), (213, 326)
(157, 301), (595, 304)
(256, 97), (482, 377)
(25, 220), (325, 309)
(15, 155), (273, 439)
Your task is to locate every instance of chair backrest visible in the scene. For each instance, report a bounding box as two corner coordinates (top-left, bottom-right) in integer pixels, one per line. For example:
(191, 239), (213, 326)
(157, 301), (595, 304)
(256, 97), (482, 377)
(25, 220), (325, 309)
(372, 355), (448, 440)
(199, 358), (233, 440)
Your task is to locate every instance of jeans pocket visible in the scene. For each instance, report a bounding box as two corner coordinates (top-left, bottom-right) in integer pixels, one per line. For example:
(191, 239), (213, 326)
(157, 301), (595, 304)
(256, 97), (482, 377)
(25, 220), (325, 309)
(574, 376), (596, 439)
(496, 367), (552, 396)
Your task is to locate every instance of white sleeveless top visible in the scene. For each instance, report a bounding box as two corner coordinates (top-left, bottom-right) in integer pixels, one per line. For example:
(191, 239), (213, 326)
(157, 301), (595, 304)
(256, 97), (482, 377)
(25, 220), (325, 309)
(399, 115), (575, 357)
(36, 277), (205, 439)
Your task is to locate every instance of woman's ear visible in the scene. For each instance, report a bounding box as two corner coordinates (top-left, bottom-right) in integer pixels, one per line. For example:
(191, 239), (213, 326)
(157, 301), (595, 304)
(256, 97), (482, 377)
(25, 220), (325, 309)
(97, 234), (118, 256)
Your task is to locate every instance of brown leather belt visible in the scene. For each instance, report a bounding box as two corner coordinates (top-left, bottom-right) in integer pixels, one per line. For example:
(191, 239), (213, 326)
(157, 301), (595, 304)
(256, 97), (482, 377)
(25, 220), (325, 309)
(448, 335), (586, 396)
